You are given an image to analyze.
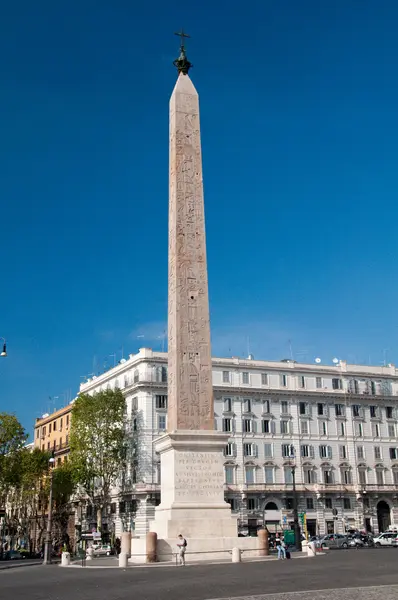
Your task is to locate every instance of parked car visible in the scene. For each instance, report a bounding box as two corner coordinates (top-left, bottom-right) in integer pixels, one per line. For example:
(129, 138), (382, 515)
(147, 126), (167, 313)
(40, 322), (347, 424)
(4, 550), (25, 560)
(90, 543), (112, 557)
(374, 532), (398, 547)
(347, 535), (364, 548)
(319, 534), (349, 549)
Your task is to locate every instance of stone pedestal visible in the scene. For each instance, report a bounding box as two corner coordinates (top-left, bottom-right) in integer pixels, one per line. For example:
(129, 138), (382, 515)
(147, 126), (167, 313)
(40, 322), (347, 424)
(147, 430), (259, 561)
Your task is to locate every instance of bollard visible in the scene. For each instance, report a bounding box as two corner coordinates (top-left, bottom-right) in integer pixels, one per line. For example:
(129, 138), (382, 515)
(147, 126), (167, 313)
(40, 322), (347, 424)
(307, 541), (316, 557)
(258, 529), (269, 556)
(146, 531), (157, 563)
(232, 547), (241, 563)
(86, 546), (94, 561)
(61, 552), (70, 566)
(119, 551), (128, 568)
(121, 532), (131, 558)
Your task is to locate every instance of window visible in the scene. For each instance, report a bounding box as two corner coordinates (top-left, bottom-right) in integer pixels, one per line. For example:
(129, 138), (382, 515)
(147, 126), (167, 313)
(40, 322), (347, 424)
(354, 422), (363, 437)
(60, 418), (63, 430)
(280, 420), (290, 435)
(243, 419), (253, 433)
(49, 423), (52, 434)
(57, 458), (61, 466)
(299, 402), (308, 415)
(247, 498), (258, 511)
(243, 398), (252, 413)
(374, 447), (382, 460)
(304, 468), (316, 484)
(332, 378), (342, 390)
(341, 469), (352, 485)
(319, 421), (328, 436)
(119, 501), (126, 514)
(393, 470), (398, 485)
(262, 420), (270, 434)
(59, 436), (63, 447)
(161, 366), (167, 382)
(245, 466), (255, 484)
(372, 423), (380, 438)
(284, 467), (293, 484)
(223, 418), (233, 432)
(53, 421), (57, 431)
(352, 405), (361, 418)
(339, 422), (346, 436)
(306, 498), (314, 510)
(376, 469), (384, 486)
(47, 442), (50, 450)
(262, 399), (270, 413)
(134, 370), (139, 383)
(65, 435), (69, 446)
(244, 443), (256, 457)
(371, 381), (376, 395)
(156, 395), (167, 409)
(222, 371), (230, 383)
(285, 498), (294, 509)
(370, 406), (377, 418)
(386, 406), (394, 419)
(339, 445), (347, 460)
(298, 376), (305, 389)
(281, 401), (289, 414)
(388, 424), (396, 438)
(351, 379), (359, 394)
(36, 429), (39, 439)
(301, 444), (314, 458)
(319, 445), (332, 459)
(158, 415), (166, 431)
(264, 467), (274, 483)
(282, 444), (291, 458)
(261, 373), (268, 385)
(317, 403), (325, 416)
(264, 443), (273, 458)
(316, 377), (322, 389)
(300, 420), (309, 435)
(223, 398), (232, 412)
(280, 374), (287, 387)
(228, 498), (238, 511)
(335, 404), (344, 417)
(225, 466), (235, 485)
(343, 498), (351, 510)
(357, 446), (365, 460)
(224, 443), (234, 457)
(323, 469), (334, 485)
(66, 415), (69, 426)
(389, 448), (398, 460)
(325, 498), (333, 509)
(242, 372), (249, 385)
(358, 468), (367, 485)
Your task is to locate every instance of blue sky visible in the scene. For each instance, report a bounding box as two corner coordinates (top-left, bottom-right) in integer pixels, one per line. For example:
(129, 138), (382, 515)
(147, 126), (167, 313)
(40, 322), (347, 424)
(1, 1), (398, 435)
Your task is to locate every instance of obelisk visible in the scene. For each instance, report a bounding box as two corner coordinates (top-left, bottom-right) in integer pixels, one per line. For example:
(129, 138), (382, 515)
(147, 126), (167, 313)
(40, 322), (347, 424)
(149, 34), (242, 556)
(167, 33), (213, 432)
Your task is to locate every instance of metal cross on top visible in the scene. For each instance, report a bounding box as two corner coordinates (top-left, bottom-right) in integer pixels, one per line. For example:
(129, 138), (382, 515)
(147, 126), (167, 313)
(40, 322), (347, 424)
(174, 29), (190, 49)
(173, 29), (192, 75)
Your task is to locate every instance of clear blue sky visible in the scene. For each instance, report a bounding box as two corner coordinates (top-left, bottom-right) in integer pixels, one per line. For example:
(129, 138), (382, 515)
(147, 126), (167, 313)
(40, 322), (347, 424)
(2, 1), (398, 436)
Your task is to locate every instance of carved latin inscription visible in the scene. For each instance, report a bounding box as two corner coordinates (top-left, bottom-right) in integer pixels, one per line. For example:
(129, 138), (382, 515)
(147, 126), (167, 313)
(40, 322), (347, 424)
(168, 74), (214, 431)
(174, 452), (223, 501)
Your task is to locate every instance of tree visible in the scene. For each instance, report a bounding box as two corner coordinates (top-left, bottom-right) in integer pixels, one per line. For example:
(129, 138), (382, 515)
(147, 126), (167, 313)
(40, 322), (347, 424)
(0, 413), (27, 501)
(51, 463), (75, 548)
(69, 389), (129, 532)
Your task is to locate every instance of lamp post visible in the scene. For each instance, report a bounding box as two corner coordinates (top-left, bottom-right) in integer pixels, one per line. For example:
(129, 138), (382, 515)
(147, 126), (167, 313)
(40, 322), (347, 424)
(43, 455), (55, 565)
(289, 445), (302, 551)
(0, 338), (7, 357)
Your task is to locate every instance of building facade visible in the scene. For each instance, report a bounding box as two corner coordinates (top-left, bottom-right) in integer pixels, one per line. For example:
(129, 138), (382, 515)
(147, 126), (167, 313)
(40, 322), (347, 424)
(34, 405), (72, 466)
(78, 348), (398, 538)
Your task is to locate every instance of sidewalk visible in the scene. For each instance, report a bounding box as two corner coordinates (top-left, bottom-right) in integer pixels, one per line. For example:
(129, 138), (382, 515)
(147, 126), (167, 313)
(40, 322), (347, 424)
(0, 559), (43, 571)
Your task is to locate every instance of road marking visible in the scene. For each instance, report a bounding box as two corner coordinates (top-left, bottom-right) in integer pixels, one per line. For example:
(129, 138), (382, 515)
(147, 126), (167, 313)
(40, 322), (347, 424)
(206, 584), (398, 600)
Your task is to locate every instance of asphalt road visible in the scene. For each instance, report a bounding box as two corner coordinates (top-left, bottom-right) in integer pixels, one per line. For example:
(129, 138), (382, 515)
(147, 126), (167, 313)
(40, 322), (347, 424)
(1, 549), (397, 600)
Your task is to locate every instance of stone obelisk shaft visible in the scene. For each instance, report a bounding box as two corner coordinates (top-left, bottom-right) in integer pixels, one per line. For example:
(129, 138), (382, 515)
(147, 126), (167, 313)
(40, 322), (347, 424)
(167, 73), (213, 431)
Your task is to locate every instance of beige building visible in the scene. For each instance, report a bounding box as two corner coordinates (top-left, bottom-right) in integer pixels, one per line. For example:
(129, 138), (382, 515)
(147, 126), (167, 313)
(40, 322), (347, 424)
(34, 404), (72, 466)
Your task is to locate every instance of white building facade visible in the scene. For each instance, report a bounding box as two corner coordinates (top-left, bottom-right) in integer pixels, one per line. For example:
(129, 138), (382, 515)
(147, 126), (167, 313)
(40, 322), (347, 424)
(79, 348), (398, 538)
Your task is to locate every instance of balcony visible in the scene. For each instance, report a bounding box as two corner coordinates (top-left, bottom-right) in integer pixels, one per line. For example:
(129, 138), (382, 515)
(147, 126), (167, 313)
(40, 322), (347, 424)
(224, 483), (358, 494)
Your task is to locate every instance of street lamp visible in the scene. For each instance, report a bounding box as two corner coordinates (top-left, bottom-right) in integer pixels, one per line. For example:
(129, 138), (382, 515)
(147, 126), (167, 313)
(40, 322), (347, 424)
(0, 338), (7, 357)
(289, 445), (302, 552)
(43, 455), (55, 565)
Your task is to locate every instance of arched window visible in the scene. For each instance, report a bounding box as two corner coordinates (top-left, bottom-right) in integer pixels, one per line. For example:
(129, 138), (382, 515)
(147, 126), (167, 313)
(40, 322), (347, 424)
(265, 501), (278, 511)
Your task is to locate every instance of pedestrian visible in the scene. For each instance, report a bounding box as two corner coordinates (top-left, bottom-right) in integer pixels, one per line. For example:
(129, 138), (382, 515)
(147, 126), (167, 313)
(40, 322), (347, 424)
(275, 534), (286, 560)
(177, 534), (187, 566)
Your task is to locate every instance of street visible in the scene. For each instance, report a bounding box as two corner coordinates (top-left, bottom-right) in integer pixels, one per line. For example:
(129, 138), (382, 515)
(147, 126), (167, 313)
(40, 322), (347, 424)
(0, 549), (398, 600)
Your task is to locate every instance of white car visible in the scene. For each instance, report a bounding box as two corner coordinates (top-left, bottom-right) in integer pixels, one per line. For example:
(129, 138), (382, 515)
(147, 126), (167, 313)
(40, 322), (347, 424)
(374, 532), (398, 547)
(88, 543), (112, 556)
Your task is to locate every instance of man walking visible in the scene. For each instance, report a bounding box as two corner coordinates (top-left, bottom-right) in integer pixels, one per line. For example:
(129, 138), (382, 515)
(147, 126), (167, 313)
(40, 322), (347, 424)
(177, 534), (187, 566)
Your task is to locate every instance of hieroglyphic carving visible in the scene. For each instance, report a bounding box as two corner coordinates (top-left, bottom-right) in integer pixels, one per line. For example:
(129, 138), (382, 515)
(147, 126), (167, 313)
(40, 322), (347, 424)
(167, 74), (213, 431)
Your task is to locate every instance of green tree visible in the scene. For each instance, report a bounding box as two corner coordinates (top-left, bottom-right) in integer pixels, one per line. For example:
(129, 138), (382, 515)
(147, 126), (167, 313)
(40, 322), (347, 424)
(51, 463), (76, 547)
(69, 389), (129, 532)
(0, 413), (27, 501)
